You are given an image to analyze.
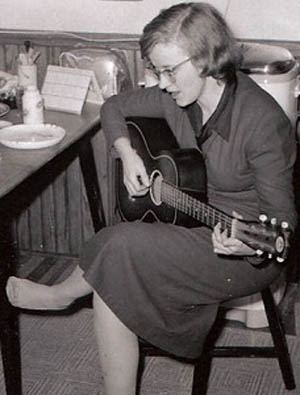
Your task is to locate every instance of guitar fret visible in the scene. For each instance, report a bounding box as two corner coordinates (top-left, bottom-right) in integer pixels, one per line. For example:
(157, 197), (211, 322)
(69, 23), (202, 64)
(211, 209), (216, 228)
(161, 181), (233, 233)
(204, 207), (210, 226)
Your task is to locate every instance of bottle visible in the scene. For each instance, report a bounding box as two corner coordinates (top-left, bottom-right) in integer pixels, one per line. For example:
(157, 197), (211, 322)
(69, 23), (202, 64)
(22, 85), (44, 124)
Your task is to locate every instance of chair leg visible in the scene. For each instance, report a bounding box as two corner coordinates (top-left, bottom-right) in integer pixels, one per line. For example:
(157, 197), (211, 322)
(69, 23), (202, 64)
(191, 312), (224, 395)
(261, 287), (296, 390)
(191, 353), (212, 395)
(136, 354), (145, 395)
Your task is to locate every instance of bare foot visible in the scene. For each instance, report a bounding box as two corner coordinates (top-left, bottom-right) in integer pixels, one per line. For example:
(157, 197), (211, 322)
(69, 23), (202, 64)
(6, 276), (75, 310)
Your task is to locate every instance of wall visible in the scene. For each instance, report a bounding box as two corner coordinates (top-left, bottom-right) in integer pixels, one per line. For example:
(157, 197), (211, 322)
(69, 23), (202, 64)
(0, 0), (299, 256)
(0, 0), (299, 41)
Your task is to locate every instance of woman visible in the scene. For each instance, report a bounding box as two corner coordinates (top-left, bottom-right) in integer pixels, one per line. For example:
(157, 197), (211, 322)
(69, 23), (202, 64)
(6, 3), (297, 394)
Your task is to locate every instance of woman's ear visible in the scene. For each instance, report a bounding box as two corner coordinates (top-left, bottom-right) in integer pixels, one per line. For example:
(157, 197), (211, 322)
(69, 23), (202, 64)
(191, 58), (204, 77)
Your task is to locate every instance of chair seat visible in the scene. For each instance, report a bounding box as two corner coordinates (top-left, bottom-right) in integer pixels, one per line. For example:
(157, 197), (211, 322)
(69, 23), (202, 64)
(138, 286), (296, 395)
(224, 271), (286, 328)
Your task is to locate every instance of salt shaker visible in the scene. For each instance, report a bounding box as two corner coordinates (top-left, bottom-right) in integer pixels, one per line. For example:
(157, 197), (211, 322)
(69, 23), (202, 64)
(22, 85), (44, 124)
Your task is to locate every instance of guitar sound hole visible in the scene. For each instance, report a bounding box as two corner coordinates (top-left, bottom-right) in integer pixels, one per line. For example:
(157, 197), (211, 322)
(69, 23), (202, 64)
(150, 170), (163, 206)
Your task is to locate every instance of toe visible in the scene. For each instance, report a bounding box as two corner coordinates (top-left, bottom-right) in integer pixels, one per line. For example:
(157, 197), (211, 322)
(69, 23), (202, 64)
(6, 276), (18, 305)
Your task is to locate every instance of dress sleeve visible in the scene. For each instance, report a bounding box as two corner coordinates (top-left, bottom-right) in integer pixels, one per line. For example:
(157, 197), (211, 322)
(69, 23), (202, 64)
(246, 111), (297, 233)
(100, 86), (168, 150)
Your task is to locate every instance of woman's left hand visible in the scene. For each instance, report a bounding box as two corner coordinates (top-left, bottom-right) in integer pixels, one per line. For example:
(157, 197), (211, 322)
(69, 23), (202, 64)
(212, 211), (256, 256)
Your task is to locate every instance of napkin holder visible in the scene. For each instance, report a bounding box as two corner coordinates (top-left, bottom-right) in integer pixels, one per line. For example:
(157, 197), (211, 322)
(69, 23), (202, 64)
(41, 65), (104, 114)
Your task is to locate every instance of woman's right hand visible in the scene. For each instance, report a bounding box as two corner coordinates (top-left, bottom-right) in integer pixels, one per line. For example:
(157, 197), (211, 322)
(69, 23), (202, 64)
(115, 137), (150, 197)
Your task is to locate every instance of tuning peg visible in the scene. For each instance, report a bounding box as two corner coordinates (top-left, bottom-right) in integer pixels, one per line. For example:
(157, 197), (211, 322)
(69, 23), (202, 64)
(259, 214), (268, 223)
(256, 249), (264, 256)
(270, 217), (277, 225)
(281, 221), (289, 230)
(268, 253), (273, 259)
(277, 257), (285, 263)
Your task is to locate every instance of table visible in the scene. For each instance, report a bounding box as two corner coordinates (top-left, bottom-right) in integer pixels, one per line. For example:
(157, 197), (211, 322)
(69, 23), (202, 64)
(0, 103), (106, 394)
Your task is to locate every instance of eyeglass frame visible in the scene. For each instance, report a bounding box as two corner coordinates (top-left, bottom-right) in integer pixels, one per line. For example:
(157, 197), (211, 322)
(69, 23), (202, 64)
(145, 56), (194, 81)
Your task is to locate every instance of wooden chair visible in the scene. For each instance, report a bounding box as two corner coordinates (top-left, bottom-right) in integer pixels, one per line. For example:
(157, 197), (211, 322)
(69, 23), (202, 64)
(137, 286), (296, 395)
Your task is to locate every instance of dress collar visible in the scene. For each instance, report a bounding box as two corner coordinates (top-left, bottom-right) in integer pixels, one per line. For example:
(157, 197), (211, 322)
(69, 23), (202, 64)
(205, 75), (237, 141)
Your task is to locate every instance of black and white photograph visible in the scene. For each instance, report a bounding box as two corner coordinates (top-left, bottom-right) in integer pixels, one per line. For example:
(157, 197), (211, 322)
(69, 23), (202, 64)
(0, 1), (300, 394)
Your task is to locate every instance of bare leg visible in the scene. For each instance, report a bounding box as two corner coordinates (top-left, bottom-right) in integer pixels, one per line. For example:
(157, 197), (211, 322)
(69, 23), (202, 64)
(6, 265), (92, 310)
(93, 292), (139, 395)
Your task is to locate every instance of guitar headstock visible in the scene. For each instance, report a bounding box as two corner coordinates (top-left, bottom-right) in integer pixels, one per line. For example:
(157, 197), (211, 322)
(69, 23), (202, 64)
(235, 214), (291, 262)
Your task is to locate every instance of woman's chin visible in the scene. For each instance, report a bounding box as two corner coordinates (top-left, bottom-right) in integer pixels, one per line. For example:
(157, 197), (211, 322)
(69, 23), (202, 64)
(172, 94), (195, 108)
(174, 96), (186, 107)
(176, 99), (192, 108)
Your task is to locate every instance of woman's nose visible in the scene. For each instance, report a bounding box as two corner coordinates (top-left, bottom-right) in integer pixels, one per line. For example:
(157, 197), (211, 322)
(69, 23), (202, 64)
(158, 73), (171, 90)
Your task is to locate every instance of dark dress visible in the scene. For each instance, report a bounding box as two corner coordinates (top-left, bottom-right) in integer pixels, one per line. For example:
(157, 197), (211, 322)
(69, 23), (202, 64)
(79, 72), (297, 359)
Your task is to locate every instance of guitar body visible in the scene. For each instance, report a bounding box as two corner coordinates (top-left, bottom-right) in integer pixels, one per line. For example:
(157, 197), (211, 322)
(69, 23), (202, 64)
(117, 117), (207, 227)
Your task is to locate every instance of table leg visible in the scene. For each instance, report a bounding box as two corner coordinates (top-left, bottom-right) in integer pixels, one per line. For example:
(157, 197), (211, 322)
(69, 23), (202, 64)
(79, 138), (106, 232)
(0, 220), (21, 395)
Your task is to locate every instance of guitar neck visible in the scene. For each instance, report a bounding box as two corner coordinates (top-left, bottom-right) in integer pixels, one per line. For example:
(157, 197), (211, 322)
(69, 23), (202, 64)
(161, 180), (233, 233)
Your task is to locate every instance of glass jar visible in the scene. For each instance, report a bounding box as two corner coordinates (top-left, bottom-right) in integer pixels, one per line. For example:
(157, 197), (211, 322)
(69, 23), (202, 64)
(22, 85), (44, 124)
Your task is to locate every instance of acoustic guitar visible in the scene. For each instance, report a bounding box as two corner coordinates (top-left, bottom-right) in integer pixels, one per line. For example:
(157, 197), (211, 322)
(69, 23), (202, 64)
(116, 117), (290, 261)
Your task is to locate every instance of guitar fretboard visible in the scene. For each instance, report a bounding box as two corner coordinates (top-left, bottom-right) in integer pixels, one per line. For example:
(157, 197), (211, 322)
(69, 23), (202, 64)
(161, 181), (233, 233)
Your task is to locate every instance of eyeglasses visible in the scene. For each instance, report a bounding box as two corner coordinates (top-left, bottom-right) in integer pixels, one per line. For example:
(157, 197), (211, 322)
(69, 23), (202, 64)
(146, 56), (193, 81)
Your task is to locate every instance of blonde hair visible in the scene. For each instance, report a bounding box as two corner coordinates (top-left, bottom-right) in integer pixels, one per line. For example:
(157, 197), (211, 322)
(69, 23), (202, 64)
(140, 2), (242, 83)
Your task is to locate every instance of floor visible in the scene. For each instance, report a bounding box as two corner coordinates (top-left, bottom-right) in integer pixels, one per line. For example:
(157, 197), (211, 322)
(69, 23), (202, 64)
(0, 250), (297, 395)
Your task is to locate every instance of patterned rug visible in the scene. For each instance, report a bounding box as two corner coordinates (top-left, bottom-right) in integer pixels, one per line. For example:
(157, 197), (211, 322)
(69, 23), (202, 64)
(0, 307), (299, 395)
(0, 252), (299, 395)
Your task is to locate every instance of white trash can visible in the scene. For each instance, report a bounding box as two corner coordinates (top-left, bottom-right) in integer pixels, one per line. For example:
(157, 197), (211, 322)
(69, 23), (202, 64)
(225, 43), (299, 328)
(241, 43), (299, 127)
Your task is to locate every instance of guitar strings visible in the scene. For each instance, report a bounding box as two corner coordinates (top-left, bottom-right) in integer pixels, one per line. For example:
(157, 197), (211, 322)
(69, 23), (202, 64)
(161, 180), (233, 232)
(154, 179), (286, 258)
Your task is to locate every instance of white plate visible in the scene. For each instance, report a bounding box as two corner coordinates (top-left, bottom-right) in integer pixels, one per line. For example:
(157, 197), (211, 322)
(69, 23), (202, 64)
(0, 120), (12, 129)
(0, 123), (66, 149)
(0, 103), (10, 117)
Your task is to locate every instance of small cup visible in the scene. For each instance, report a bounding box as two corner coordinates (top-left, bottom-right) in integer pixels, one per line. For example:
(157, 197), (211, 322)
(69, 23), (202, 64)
(18, 64), (37, 88)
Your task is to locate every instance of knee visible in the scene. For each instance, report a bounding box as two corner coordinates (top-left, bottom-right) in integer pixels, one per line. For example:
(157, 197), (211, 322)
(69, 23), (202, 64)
(106, 222), (146, 250)
(81, 222), (151, 262)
